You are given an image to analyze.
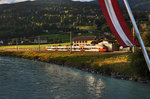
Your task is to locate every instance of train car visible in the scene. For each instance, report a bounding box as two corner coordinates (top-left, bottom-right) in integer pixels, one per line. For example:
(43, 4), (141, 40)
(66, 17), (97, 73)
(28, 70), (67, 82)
(45, 45), (109, 52)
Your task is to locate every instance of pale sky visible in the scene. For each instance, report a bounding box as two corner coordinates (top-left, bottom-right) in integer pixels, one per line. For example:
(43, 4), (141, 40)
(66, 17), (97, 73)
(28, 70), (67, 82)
(72, 0), (94, 2)
(0, 0), (34, 4)
(0, 0), (94, 4)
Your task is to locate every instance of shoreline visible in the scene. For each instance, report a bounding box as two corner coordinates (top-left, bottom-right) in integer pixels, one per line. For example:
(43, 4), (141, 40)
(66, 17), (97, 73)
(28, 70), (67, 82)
(0, 51), (150, 84)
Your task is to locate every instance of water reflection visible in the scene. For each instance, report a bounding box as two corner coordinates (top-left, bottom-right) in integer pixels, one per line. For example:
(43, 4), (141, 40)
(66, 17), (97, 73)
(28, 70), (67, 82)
(44, 63), (105, 99)
(86, 75), (104, 99)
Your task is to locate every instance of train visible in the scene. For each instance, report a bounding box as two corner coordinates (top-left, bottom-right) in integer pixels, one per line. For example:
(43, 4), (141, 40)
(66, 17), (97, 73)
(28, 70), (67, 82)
(45, 45), (112, 52)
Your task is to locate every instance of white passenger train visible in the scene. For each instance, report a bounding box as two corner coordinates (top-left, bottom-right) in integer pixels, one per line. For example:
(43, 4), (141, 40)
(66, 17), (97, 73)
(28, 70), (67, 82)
(45, 45), (111, 52)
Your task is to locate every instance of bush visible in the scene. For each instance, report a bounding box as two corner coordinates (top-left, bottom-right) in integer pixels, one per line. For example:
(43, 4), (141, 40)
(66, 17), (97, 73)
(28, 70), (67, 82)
(128, 49), (150, 78)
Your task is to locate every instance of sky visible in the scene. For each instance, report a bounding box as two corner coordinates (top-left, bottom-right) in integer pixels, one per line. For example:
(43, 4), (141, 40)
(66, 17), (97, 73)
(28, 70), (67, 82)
(72, 0), (94, 2)
(0, 0), (94, 4)
(0, 0), (34, 4)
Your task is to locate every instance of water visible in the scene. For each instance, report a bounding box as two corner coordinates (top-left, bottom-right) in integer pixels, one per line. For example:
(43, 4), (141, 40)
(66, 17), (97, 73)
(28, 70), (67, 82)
(0, 57), (150, 99)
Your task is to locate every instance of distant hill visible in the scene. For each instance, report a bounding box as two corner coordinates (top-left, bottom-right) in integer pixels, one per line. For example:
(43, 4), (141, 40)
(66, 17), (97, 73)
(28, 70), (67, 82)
(119, 0), (150, 10)
(94, 0), (150, 11)
(40, 0), (150, 11)
(0, 0), (103, 40)
(0, 0), (149, 42)
(33, 0), (150, 11)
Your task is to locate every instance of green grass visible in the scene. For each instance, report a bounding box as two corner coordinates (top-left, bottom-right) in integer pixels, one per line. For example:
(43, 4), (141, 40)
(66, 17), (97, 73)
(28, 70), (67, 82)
(39, 33), (96, 44)
(75, 33), (94, 37)
(40, 33), (95, 41)
(0, 43), (70, 49)
(40, 34), (70, 42)
(76, 26), (97, 30)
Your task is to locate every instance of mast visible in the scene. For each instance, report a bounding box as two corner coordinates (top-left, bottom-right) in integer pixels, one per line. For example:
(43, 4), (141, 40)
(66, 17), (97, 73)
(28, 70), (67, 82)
(132, 27), (135, 53)
(70, 32), (72, 54)
(123, 0), (150, 71)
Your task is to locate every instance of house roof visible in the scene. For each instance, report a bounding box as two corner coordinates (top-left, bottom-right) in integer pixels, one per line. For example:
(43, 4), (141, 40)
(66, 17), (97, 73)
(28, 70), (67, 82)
(73, 36), (96, 41)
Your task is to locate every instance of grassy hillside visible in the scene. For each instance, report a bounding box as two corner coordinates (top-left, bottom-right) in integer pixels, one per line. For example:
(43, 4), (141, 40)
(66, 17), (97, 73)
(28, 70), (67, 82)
(0, 0), (103, 41)
(0, 0), (149, 43)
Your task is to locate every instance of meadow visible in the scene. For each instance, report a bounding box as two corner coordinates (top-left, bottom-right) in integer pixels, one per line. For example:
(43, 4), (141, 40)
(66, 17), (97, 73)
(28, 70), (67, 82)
(0, 43), (70, 51)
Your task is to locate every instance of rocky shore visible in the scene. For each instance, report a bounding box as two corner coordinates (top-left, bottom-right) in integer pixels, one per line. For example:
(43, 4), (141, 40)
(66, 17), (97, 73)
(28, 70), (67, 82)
(63, 65), (150, 84)
(36, 57), (150, 84)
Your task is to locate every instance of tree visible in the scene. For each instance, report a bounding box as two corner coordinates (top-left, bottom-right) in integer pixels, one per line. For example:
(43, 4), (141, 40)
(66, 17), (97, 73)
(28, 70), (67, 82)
(142, 29), (150, 47)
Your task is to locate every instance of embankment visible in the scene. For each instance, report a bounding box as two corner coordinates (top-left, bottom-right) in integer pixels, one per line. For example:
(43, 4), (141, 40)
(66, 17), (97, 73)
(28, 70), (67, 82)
(0, 51), (150, 83)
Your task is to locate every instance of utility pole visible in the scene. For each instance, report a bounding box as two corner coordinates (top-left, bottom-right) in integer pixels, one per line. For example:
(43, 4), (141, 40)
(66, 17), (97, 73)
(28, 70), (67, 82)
(16, 38), (18, 51)
(132, 27), (135, 53)
(38, 36), (40, 52)
(70, 32), (72, 54)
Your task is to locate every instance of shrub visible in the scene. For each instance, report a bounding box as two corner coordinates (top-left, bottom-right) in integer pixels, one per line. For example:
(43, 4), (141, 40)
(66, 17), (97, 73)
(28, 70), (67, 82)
(128, 49), (150, 78)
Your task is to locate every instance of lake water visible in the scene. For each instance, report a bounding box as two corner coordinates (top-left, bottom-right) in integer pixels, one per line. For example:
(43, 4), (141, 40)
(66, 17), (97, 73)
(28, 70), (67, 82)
(0, 56), (150, 99)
